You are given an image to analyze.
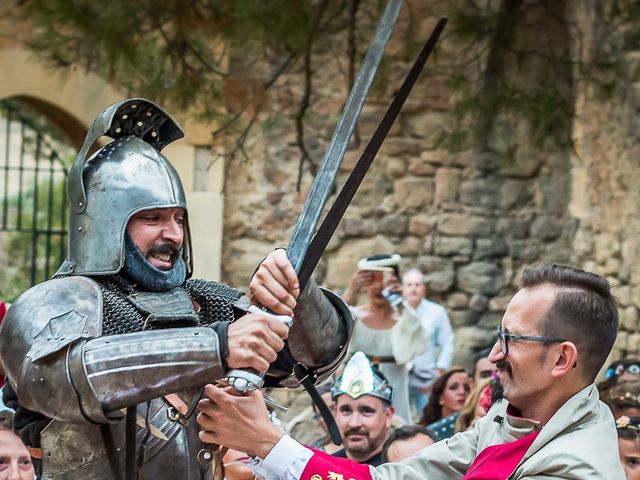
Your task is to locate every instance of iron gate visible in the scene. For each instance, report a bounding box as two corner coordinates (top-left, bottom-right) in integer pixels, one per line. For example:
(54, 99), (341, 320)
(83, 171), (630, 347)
(0, 99), (70, 293)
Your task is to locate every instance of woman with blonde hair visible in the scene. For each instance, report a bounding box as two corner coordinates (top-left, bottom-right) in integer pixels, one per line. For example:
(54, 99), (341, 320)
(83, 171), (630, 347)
(454, 378), (492, 433)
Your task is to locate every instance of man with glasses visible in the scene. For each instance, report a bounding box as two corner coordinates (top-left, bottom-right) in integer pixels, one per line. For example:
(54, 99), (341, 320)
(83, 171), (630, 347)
(197, 263), (625, 479)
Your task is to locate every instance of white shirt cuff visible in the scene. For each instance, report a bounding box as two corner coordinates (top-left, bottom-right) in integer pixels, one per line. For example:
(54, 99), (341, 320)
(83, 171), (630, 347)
(251, 435), (313, 480)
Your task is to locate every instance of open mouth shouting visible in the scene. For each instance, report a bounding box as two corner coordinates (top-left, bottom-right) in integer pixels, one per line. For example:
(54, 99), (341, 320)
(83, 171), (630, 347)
(147, 243), (180, 270)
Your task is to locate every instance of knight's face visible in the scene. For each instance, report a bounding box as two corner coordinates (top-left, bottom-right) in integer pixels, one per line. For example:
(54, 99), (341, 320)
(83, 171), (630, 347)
(126, 207), (185, 270)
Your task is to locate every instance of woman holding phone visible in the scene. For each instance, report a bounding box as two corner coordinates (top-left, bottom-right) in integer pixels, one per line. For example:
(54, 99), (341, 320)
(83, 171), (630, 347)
(342, 254), (428, 423)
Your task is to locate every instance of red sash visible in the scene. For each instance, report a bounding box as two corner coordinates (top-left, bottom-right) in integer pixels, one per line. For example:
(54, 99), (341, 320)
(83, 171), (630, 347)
(463, 430), (540, 480)
(301, 448), (373, 480)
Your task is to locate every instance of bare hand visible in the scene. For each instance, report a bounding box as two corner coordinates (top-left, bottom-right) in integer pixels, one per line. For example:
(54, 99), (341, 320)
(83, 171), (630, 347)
(226, 313), (289, 372)
(197, 385), (284, 458)
(250, 249), (300, 316)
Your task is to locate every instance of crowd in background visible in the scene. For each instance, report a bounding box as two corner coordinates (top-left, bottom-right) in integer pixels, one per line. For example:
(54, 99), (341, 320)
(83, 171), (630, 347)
(2, 255), (640, 479)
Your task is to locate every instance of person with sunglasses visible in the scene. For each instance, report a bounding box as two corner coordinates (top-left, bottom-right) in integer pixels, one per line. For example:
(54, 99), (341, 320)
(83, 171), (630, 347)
(198, 263), (625, 479)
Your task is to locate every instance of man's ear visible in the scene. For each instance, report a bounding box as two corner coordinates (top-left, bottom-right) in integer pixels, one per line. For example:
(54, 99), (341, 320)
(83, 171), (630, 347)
(385, 405), (395, 426)
(550, 342), (578, 379)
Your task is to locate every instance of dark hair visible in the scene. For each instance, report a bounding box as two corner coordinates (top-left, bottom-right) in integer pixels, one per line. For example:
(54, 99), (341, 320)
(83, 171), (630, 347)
(471, 348), (492, 378)
(419, 367), (467, 425)
(381, 425), (436, 462)
(520, 264), (618, 382)
(617, 416), (640, 445)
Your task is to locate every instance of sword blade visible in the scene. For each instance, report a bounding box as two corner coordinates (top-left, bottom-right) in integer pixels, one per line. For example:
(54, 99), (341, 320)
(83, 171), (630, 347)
(297, 17), (448, 290)
(287, 0), (404, 272)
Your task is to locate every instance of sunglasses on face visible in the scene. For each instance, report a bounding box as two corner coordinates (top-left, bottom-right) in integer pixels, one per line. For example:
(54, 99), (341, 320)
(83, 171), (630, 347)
(495, 326), (567, 355)
(605, 363), (640, 380)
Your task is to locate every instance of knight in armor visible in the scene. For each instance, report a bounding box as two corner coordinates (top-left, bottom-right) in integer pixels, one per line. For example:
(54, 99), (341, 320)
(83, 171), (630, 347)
(0, 99), (352, 480)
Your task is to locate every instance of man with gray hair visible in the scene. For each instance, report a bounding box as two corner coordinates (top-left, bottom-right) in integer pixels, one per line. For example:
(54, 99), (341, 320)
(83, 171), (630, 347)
(402, 268), (454, 420)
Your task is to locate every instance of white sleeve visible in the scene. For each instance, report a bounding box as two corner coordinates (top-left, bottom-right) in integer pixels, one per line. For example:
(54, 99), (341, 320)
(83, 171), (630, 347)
(250, 435), (314, 480)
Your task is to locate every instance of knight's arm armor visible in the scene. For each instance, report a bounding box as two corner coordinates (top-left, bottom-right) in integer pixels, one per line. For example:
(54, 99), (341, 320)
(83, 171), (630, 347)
(262, 277), (353, 387)
(0, 276), (231, 424)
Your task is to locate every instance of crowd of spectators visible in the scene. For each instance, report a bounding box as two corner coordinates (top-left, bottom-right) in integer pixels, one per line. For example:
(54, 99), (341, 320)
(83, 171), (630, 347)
(293, 255), (640, 480)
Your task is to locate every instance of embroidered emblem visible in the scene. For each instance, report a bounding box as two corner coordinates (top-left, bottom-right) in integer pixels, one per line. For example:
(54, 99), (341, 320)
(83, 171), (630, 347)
(328, 472), (344, 480)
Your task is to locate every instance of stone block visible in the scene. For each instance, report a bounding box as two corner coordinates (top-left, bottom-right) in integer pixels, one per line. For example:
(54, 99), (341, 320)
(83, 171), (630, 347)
(384, 156), (408, 178)
(496, 218), (530, 239)
(617, 285), (631, 307)
(420, 150), (448, 166)
(457, 262), (504, 295)
(438, 213), (493, 237)
(478, 313), (503, 328)
(628, 334), (640, 355)
(500, 180), (532, 210)
(447, 292), (469, 309)
(459, 178), (500, 209)
(453, 327), (496, 354)
(434, 168), (461, 206)
(405, 111), (448, 138)
(417, 256), (455, 292)
(380, 137), (423, 156)
(378, 215), (409, 236)
(341, 217), (377, 237)
(393, 177), (434, 211)
(449, 310), (478, 328)
(509, 240), (541, 262)
(622, 306), (639, 332)
(398, 236), (422, 256)
(615, 331), (629, 352)
(489, 295), (512, 313)
(530, 216), (562, 242)
(409, 214), (435, 236)
(475, 237), (509, 259)
(469, 293), (489, 312)
(594, 231), (620, 264)
(434, 236), (473, 257)
(499, 154), (543, 178)
(408, 159), (437, 176)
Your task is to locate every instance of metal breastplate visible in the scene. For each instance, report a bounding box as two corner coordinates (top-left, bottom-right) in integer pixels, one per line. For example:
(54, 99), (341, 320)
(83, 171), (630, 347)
(40, 396), (209, 480)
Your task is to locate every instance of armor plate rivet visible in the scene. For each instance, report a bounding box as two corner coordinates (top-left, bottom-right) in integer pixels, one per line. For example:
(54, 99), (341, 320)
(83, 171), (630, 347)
(122, 114), (128, 120)
(115, 127), (122, 133)
(194, 331), (199, 335)
(78, 202), (83, 207)
(151, 131), (158, 137)
(137, 121), (144, 127)
(78, 227), (83, 231)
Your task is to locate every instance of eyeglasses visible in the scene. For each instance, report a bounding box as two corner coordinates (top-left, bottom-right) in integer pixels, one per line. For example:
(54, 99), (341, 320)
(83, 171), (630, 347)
(496, 326), (567, 355)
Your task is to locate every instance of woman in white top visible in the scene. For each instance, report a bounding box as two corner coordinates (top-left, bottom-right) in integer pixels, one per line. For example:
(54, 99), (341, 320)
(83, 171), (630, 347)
(342, 255), (427, 422)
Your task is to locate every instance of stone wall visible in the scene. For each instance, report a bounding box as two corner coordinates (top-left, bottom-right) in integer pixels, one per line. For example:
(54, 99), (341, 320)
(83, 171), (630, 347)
(223, 2), (640, 370)
(570, 3), (640, 362)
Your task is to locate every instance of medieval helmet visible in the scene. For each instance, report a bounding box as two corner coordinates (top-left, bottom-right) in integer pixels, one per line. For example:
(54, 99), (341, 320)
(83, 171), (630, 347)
(55, 98), (193, 278)
(331, 351), (393, 403)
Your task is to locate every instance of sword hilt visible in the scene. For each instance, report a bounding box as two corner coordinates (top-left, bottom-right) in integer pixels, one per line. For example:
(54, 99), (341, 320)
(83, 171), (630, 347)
(227, 305), (293, 394)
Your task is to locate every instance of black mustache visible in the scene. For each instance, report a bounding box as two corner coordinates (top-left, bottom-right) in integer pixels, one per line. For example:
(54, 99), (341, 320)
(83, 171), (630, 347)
(344, 428), (369, 437)
(495, 360), (512, 378)
(148, 242), (180, 259)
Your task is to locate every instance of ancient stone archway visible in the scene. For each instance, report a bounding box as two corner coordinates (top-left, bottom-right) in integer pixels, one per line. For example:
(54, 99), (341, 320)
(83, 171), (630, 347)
(0, 47), (223, 281)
